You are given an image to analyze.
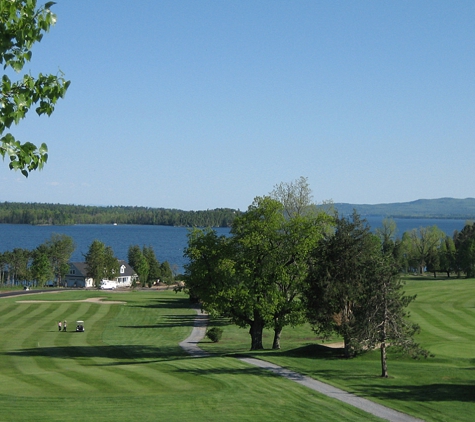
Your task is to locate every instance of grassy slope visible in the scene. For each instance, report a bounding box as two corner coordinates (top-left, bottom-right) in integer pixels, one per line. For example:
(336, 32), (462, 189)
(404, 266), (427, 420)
(0, 290), (380, 422)
(200, 277), (475, 422)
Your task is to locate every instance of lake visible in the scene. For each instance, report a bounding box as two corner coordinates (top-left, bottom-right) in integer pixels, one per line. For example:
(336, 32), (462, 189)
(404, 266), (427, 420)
(0, 218), (468, 272)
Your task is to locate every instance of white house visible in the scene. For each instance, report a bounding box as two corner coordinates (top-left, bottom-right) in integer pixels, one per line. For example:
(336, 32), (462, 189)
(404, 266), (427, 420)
(65, 260), (137, 288)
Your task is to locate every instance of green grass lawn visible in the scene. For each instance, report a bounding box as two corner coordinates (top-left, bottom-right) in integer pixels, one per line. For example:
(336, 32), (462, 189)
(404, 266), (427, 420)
(200, 277), (475, 422)
(0, 290), (381, 422)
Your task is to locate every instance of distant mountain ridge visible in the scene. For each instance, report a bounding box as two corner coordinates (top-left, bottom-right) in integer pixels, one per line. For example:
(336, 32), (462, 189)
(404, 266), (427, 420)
(331, 198), (475, 220)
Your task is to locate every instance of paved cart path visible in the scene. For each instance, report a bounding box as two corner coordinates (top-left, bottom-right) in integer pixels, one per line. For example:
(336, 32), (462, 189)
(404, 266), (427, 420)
(180, 309), (424, 422)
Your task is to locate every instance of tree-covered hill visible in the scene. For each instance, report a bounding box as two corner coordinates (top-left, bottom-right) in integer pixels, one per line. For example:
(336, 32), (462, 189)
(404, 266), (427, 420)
(330, 197), (475, 219)
(1, 197), (474, 226)
(0, 202), (239, 227)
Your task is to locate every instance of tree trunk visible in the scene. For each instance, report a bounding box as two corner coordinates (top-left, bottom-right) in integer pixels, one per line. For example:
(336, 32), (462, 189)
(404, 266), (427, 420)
(380, 341), (388, 378)
(249, 318), (265, 350)
(272, 326), (282, 350)
(381, 299), (389, 378)
(343, 335), (352, 358)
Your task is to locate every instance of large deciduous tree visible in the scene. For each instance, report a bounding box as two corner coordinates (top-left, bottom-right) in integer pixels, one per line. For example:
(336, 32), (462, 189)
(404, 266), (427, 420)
(402, 226), (445, 275)
(0, 0), (70, 175)
(184, 194), (330, 350)
(30, 249), (53, 286)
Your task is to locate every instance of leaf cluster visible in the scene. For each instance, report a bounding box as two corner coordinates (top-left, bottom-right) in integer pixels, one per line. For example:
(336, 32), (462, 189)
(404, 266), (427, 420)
(0, 0), (69, 175)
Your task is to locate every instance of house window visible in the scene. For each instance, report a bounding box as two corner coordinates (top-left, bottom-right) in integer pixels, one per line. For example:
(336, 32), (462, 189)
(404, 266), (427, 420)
(120, 265), (125, 274)
(69, 269), (75, 275)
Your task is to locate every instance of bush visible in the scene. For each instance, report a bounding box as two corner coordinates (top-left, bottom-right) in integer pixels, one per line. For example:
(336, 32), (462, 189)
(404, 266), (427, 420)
(205, 327), (223, 343)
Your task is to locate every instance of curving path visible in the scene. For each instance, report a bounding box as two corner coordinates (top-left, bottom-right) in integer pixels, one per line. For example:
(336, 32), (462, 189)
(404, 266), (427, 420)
(179, 308), (210, 357)
(180, 309), (424, 422)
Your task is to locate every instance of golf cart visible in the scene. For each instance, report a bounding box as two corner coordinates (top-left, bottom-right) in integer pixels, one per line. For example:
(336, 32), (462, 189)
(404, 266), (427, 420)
(76, 321), (85, 332)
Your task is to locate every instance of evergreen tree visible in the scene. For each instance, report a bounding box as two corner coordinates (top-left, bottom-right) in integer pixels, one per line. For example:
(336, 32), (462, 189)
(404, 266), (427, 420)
(143, 245), (161, 286)
(127, 245), (149, 287)
(305, 212), (380, 358)
(352, 253), (430, 377)
(84, 240), (119, 287)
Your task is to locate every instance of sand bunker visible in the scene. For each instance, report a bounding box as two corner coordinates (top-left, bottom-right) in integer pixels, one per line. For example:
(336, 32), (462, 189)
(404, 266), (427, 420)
(16, 297), (126, 305)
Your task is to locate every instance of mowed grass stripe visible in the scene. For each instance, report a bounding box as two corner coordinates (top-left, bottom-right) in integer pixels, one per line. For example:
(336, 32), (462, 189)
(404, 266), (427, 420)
(4, 304), (73, 382)
(47, 303), (141, 392)
(0, 303), (51, 341)
(410, 299), (475, 343)
(0, 291), (385, 421)
(0, 304), (60, 380)
(432, 302), (475, 332)
(7, 302), (136, 395)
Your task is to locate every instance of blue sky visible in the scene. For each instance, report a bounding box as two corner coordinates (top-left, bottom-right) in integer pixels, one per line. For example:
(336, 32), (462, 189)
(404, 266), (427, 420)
(1, 0), (474, 210)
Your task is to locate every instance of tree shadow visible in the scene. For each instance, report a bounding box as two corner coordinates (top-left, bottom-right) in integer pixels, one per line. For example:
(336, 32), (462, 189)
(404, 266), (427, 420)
(173, 365), (280, 378)
(3, 344), (190, 362)
(258, 344), (346, 360)
(359, 383), (475, 402)
(132, 297), (191, 309)
(119, 314), (197, 329)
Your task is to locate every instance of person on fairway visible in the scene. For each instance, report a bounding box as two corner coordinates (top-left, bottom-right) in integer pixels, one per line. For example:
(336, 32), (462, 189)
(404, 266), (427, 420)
(58, 321), (62, 331)
(63, 320), (67, 332)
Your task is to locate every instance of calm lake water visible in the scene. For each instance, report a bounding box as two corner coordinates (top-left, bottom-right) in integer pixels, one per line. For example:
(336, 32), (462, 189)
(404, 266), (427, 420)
(0, 218), (468, 272)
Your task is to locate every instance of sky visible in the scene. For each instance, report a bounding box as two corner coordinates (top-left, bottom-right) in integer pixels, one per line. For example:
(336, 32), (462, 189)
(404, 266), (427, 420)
(1, 0), (474, 211)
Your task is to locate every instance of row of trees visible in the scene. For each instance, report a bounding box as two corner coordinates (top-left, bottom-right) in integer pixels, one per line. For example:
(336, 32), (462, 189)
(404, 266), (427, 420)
(0, 234), (74, 286)
(82, 241), (175, 288)
(0, 236), (175, 288)
(183, 178), (429, 377)
(378, 220), (475, 278)
(0, 202), (239, 227)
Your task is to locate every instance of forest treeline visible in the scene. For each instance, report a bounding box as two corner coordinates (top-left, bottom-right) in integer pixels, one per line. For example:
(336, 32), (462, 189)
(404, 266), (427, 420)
(0, 202), (240, 227)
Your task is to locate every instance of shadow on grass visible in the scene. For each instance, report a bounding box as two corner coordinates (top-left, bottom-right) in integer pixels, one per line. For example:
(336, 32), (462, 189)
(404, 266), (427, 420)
(248, 344), (347, 360)
(120, 314), (197, 329)
(3, 344), (189, 362)
(358, 383), (475, 402)
(132, 297), (191, 309)
(173, 365), (281, 379)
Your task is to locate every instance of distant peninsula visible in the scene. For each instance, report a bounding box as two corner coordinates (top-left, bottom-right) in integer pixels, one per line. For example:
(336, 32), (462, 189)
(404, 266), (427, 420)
(0, 198), (474, 226)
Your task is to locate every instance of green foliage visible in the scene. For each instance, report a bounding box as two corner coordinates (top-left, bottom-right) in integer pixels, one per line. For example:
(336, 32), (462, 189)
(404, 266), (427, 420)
(205, 327), (223, 343)
(43, 233), (75, 285)
(84, 240), (119, 288)
(143, 245), (161, 285)
(0, 233), (73, 287)
(0, 0), (70, 175)
(454, 223), (475, 277)
(30, 250), (53, 286)
(0, 201), (239, 226)
(127, 245), (149, 287)
(305, 211), (380, 357)
(400, 226), (445, 275)
(184, 194), (330, 350)
(159, 260), (173, 284)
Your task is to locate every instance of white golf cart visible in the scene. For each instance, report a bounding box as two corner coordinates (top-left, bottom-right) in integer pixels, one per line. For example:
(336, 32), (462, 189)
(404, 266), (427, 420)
(76, 320), (85, 332)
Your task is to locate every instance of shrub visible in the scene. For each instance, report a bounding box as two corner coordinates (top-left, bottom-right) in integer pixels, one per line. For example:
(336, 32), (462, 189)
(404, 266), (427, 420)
(205, 327), (223, 343)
